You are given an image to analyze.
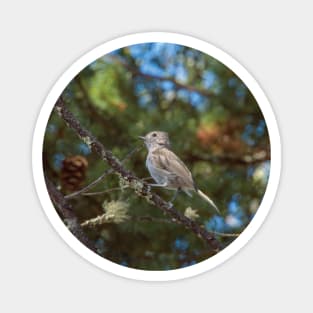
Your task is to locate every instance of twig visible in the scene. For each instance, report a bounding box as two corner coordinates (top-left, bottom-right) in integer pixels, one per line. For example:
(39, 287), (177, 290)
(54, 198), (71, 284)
(81, 213), (239, 238)
(65, 168), (113, 199)
(211, 231), (239, 238)
(45, 178), (98, 253)
(64, 145), (143, 199)
(81, 200), (129, 227)
(81, 214), (109, 227)
(81, 177), (152, 196)
(55, 97), (222, 251)
(81, 214), (173, 228)
(82, 186), (128, 196)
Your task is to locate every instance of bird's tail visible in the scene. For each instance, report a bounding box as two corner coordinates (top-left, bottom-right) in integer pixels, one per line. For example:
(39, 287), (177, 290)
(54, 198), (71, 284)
(197, 189), (221, 214)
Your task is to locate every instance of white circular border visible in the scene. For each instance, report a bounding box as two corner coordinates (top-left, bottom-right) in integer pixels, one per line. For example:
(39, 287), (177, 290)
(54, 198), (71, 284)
(32, 32), (281, 281)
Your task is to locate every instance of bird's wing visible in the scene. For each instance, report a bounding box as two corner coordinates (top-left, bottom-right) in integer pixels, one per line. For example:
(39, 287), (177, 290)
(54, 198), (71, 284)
(153, 148), (196, 189)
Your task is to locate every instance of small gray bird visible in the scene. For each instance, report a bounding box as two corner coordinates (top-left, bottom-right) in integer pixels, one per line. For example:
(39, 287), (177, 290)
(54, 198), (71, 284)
(139, 131), (220, 214)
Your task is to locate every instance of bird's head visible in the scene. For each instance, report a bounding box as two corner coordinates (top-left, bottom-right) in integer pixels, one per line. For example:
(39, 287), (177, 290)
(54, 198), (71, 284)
(139, 131), (171, 150)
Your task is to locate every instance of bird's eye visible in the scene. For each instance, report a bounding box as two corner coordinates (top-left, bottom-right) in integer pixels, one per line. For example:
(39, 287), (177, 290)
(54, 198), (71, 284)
(152, 133), (157, 137)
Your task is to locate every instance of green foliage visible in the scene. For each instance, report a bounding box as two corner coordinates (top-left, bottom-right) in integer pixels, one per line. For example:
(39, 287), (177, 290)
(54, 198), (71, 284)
(43, 43), (270, 270)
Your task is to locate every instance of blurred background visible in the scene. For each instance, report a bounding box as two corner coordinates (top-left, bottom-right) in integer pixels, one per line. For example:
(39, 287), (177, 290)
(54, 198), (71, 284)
(43, 43), (270, 270)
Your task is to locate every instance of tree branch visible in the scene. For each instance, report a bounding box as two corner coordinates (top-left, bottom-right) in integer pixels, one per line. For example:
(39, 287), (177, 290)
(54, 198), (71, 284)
(54, 97), (222, 251)
(45, 178), (98, 254)
(110, 56), (216, 98)
(81, 213), (240, 238)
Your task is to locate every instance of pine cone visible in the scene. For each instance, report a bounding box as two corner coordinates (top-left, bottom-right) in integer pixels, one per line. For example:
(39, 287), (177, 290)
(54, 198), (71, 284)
(60, 155), (88, 192)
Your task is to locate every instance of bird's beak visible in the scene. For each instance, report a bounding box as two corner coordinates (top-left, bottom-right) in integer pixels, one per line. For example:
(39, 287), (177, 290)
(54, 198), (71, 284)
(138, 136), (145, 140)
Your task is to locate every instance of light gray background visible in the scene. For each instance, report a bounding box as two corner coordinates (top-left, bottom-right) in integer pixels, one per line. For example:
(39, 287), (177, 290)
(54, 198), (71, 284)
(1, 1), (311, 312)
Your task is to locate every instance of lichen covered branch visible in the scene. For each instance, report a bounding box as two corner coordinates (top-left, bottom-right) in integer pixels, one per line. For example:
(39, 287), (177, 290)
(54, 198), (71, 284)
(54, 97), (222, 251)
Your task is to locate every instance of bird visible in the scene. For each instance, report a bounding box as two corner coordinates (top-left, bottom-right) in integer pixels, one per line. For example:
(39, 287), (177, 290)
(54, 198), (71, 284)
(139, 130), (220, 214)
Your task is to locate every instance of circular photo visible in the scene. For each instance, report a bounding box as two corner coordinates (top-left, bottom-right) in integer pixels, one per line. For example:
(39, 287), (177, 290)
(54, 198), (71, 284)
(33, 33), (280, 280)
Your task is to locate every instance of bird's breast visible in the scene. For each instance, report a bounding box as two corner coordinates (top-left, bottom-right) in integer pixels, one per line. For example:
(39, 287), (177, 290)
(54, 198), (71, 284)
(146, 155), (167, 185)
